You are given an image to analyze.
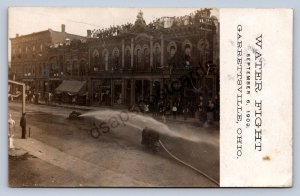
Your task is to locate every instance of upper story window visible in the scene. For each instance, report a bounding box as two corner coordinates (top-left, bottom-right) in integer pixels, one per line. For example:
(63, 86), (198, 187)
(65, 38), (71, 46)
(73, 61), (79, 75)
(112, 48), (120, 70)
(134, 45), (142, 68)
(184, 44), (192, 66)
(167, 41), (177, 67)
(66, 61), (72, 75)
(40, 44), (43, 52)
(32, 45), (36, 52)
(92, 49), (100, 71)
(143, 46), (150, 69)
(153, 43), (161, 68)
(17, 47), (22, 59)
(102, 49), (109, 71)
(137, 49), (142, 67)
(125, 46), (131, 69)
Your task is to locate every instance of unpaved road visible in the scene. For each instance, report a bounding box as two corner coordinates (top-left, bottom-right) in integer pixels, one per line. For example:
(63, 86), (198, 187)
(8, 102), (219, 187)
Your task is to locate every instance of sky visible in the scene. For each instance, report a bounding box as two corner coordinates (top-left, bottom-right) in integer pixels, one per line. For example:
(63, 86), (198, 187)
(9, 7), (219, 38)
(8, 7), (218, 60)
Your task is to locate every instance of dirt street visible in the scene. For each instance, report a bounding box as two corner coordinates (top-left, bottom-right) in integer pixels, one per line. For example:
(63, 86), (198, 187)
(8, 102), (219, 187)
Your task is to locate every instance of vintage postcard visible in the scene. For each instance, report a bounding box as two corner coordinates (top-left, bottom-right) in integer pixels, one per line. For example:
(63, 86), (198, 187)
(7, 7), (292, 187)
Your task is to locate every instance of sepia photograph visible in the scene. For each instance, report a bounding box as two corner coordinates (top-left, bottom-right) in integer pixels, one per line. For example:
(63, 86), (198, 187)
(8, 7), (220, 187)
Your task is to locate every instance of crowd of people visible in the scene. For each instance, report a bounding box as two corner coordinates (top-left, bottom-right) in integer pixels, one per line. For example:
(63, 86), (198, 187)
(130, 92), (220, 125)
(91, 9), (215, 39)
(92, 22), (134, 39)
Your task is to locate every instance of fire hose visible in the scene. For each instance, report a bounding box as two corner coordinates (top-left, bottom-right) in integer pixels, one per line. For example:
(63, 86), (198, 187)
(158, 140), (220, 186)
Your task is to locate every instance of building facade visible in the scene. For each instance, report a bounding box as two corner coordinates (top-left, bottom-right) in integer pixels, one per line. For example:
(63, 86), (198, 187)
(9, 9), (219, 109)
(9, 24), (84, 99)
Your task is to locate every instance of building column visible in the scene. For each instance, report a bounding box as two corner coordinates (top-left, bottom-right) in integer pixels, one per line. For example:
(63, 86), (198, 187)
(88, 78), (92, 104)
(123, 79), (127, 104)
(122, 39), (125, 69)
(141, 80), (144, 101)
(150, 80), (153, 96)
(150, 36), (153, 68)
(111, 79), (114, 106)
(160, 79), (164, 99)
(160, 34), (164, 66)
(131, 79), (135, 105)
(121, 79), (125, 104)
(131, 38), (134, 68)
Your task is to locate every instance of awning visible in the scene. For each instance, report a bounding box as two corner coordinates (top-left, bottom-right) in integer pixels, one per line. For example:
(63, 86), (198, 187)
(55, 80), (86, 94)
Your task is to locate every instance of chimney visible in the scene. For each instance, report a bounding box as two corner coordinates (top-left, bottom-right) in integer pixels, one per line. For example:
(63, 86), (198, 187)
(87, 30), (92, 38)
(16, 33), (19, 37)
(61, 24), (65, 33)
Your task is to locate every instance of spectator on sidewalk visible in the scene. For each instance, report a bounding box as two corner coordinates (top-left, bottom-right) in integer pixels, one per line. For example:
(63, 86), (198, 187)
(35, 93), (39, 104)
(72, 96), (77, 106)
(144, 104), (149, 114)
(214, 93), (220, 121)
(207, 98), (215, 124)
(172, 103), (177, 119)
(85, 93), (89, 106)
(49, 92), (53, 105)
(20, 113), (27, 139)
(31, 94), (35, 103)
(45, 92), (49, 105)
(183, 106), (189, 120)
(198, 96), (205, 123)
(38, 92), (41, 103)
(162, 112), (166, 123)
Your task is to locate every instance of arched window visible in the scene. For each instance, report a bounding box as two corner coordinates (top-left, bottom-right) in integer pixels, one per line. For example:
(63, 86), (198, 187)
(66, 61), (72, 75)
(184, 44), (192, 66)
(182, 39), (192, 67)
(142, 45), (150, 69)
(197, 39), (210, 67)
(79, 59), (87, 76)
(73, 61), (79, 75)
(112, 48), (120, 70)
(134, 45), (142, 69)
(125, 46), (131, 69)
(137, 49), (142, 67)
(102, 49), (109, 71)
(167, 41), (177, 68)
(153, 43), (161, 68)
(92, 49), (100, 71)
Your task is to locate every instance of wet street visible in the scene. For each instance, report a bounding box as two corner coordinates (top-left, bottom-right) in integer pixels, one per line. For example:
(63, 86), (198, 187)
(8, 102), (219, 187)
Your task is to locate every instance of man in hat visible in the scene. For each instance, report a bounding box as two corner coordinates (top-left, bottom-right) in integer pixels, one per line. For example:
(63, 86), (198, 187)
(20, 113), (27, 139)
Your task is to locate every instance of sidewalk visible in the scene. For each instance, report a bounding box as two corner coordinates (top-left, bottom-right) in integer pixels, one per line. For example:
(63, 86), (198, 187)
(10, 138), (151, 186)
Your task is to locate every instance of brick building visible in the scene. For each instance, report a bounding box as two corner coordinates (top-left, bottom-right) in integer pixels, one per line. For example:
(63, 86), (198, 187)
(86, 9), (219, 108)
(9, 9), (219, 110)
(9, 24), (84, 99)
